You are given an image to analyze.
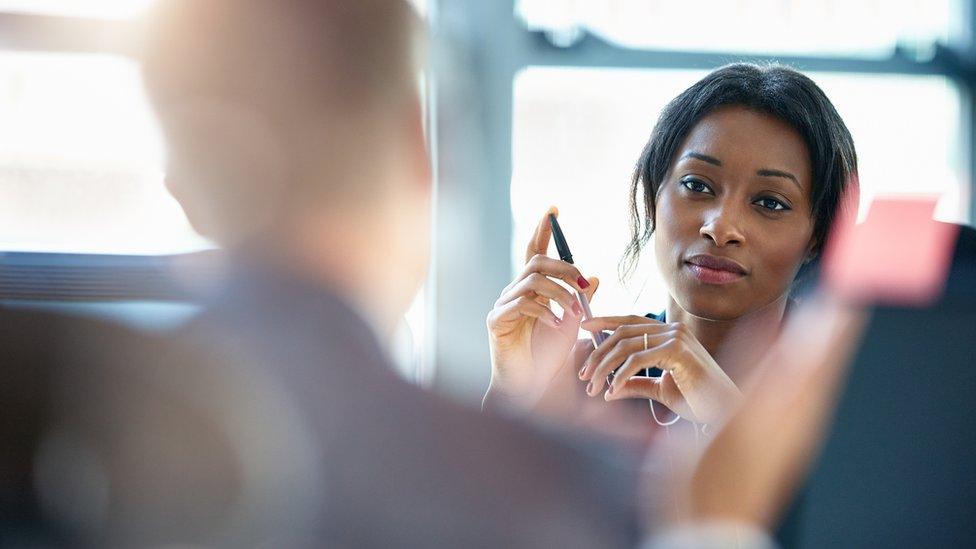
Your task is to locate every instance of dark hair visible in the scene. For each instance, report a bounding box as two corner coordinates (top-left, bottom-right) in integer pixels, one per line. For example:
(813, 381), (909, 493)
(621, 63), (859, 280)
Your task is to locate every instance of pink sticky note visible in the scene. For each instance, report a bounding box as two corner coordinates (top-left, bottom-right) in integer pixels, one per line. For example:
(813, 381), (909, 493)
(822, 195), (960, 306)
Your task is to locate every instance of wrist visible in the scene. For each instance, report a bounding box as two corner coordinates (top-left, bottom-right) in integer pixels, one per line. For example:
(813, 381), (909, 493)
(484, 376), (543, 413)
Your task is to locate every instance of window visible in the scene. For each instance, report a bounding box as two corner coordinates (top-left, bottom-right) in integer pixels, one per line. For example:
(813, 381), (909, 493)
(517, 0), (958, 58)
(0, 0), (156, 19)
(0, 51), (211, 254)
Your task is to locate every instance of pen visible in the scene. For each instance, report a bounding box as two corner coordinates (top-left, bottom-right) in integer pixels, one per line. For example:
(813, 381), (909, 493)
(549, 214), (607, 349)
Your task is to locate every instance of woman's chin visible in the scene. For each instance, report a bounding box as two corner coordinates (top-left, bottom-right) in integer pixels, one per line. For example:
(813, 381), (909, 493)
(676, 296), (747, 322)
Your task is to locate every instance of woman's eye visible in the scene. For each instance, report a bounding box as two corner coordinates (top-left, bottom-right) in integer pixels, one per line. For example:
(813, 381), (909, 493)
(754, 197), (790, 211)
(680, 178), (713, 194)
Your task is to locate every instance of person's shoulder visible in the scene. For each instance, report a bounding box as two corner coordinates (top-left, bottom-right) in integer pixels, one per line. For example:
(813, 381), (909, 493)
(181, 262), (382, 360)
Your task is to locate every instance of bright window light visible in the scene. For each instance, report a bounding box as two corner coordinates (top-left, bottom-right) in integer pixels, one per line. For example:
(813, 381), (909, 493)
(0, 0), (158, 20)
(0, 51), (211, 254)
(517, 0), (956, 58)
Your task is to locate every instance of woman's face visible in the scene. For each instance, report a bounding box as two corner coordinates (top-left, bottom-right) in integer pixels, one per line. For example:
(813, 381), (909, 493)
(654, 105), (815, 321)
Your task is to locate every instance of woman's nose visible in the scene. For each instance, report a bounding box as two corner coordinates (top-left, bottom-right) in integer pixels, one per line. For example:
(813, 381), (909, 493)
(700, 207), (745, 247)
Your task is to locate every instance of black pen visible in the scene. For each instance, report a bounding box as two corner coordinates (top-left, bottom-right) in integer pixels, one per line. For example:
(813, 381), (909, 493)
(549, 214), (607, 349)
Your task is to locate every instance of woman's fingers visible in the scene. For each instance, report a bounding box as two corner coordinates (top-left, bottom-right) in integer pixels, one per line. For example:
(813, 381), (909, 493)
(581, 315), (662, 333)
(488, 295), (561, 330)
(580, 319), (669, 375)
(511, 253), (589, 293)
(495, 272), (582, 318)
(581, 276), (599, 302)
(524, 207), (558, 263)
(584, 338), (645, 395)
(521, 207), (593, 290)
(607, 339), (680, 394)
(585, 334), (674, 395)
(606, 372), (693, 420)
(580, 322), (673, 381)
(603, 375), (662, 402)
(568, 338), (596, 377)
(511, 208), (591, 293)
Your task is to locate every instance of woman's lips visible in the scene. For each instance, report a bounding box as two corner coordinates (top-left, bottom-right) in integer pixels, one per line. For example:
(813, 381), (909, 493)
(684, 254), (747, 285)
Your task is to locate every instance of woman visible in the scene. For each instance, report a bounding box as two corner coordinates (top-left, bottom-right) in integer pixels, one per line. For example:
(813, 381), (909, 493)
(485, 63), (858, 429)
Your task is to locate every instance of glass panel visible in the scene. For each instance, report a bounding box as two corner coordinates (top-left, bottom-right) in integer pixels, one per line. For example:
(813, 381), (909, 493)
(0, 51), (211, 254)
(517, 0), (958, 58)
(511, 67), (966, 317)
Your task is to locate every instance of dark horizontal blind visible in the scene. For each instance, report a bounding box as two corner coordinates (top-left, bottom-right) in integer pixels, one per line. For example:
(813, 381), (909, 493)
(0, 251), (223, 302)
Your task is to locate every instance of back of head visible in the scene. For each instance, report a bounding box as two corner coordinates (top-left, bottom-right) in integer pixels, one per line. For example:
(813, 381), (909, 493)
(141, 0), (425, 246)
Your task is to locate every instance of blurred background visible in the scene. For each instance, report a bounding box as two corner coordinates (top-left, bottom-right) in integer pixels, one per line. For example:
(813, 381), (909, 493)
(0, 0), (972, 404)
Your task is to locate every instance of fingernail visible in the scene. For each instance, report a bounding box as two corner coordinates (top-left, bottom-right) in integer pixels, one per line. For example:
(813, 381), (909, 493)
(572, 302), (582, 316)
(577, 276), (590, 289)
(586, 381), (593, 395)
(578, 366), (587, 379)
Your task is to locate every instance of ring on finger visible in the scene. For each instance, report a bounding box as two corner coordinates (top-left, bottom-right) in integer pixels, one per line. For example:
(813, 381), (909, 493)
(643, 332), (648, 351)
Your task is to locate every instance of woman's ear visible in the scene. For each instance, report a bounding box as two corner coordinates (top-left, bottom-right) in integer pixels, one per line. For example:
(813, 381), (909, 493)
(803, 238), (819, 264)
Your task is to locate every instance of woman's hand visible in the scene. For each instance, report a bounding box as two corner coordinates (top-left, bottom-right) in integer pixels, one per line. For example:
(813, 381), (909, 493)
(578, 316), (741, 425)
(486, 208), (598, 406)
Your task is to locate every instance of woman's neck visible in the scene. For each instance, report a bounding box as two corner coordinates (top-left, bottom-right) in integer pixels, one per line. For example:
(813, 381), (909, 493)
(665, 294), (789, 382)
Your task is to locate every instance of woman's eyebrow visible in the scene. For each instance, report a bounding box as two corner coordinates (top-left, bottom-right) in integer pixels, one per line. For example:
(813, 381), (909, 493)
(680, 151), (722, 166)
(680, 152), (801, 189)
(757, 168), (801, 189)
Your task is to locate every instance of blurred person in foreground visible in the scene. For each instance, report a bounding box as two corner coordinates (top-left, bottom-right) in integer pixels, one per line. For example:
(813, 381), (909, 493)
(136, 0), (864, 547)
(142, 1), (637, 545)
(0, 310), (322, 547)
